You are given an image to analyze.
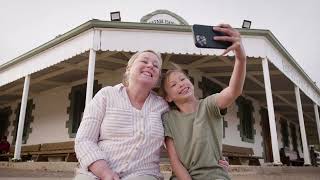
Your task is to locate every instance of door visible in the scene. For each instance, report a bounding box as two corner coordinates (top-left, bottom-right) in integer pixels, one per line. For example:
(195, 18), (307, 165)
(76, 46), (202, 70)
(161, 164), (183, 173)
(261, 108), (273, 162)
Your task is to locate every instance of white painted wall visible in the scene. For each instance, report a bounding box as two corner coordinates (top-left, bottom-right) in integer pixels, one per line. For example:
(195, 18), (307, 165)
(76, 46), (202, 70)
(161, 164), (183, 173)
(5, 74), (123, 145)
(223, 98), (264, 158)
(27, 88), (72, 144)
(1, 68), (308, 165)
(6, 103), (17, 145)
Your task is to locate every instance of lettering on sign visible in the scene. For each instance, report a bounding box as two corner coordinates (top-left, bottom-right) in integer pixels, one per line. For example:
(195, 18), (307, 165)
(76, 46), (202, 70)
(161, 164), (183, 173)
(140, 10), (189, 25)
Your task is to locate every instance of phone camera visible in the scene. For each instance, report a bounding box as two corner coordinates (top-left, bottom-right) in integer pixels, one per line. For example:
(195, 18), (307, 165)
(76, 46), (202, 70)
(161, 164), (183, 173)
(196, 35), (207, 46)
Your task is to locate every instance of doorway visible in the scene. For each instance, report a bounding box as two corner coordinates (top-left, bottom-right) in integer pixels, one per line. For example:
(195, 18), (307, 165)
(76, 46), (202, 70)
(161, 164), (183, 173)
(260, 108), (273, 162)
(0, 107), (11, 138)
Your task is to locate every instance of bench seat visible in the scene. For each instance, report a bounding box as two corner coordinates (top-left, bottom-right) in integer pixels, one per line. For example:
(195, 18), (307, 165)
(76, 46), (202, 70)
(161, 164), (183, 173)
(223, 144), (263, 166)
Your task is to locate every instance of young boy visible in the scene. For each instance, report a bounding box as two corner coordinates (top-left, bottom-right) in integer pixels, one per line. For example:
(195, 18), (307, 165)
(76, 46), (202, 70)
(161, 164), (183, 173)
(161, 24), (246, 180)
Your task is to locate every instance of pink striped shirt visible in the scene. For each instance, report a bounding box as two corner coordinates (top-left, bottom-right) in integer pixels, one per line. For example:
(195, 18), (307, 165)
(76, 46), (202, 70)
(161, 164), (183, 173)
(75, 83), (169, 179)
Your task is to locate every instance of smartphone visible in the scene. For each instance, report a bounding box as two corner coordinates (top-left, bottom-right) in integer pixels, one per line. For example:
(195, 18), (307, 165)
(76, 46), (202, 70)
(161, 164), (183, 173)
(192, 24), (232, 49)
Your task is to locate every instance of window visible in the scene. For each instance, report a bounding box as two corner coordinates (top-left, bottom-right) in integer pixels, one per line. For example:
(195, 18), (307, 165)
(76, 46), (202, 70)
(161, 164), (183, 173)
(67, 81), (101, 137)
(200, 77), (222, 98)
(0, 107), (11, 138)
(12, 100), (34, 144)
(280, 119), (289, 147)
(236, 97), (254, 143)
(290, 123), (298, 151)
(199, 77), (227, 137)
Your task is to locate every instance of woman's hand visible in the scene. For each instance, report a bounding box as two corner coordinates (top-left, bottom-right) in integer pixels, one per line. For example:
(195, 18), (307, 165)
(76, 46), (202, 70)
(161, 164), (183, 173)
(89, 160), (119, 180)
(101, 171), (120, 180)
(213, 24), (246, 61)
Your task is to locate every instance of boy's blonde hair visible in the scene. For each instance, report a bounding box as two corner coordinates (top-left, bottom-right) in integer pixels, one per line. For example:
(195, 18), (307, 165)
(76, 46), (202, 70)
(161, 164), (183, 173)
(122, 50), (163, 87)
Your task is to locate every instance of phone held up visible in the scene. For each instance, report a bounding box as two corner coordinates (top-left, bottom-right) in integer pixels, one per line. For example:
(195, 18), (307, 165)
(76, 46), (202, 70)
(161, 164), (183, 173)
(192, 24), (232, 49)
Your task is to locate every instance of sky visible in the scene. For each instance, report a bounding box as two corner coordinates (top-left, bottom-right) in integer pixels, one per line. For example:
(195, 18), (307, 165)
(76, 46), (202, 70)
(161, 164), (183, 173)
(0, 0), (319, 87)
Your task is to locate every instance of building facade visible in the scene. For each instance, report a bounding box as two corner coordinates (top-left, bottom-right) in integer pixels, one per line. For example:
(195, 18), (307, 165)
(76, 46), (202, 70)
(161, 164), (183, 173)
(0, 11), (320, 165)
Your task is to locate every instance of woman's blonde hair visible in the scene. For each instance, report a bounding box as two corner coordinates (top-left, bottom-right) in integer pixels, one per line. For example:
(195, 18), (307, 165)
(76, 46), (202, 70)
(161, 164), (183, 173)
(122, 50), (163, 87)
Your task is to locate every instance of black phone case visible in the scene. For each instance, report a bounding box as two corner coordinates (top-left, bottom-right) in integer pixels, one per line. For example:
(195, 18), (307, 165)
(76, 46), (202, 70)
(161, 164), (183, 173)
(192, 24), (232, 49)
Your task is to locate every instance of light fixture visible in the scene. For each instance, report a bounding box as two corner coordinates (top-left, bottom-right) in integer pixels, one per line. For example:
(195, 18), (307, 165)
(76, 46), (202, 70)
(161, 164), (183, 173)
(242, 20), (251, 29)
(110, 11), (121, 21)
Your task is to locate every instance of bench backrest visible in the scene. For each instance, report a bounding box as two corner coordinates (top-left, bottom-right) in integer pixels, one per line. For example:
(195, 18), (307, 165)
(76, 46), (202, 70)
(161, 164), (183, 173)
(40, 141), (74, 152)
(222, 144), (254, 156)
(9, 144), (41, 153)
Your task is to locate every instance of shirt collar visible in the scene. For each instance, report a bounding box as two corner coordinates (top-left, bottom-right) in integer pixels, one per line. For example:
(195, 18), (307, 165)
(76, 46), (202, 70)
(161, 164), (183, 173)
(115, 83), (158, 97)
(115, 83), (125, 92)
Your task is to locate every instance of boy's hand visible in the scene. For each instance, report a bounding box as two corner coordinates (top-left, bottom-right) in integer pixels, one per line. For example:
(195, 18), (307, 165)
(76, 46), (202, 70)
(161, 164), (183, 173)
(218, 159), (230, 171)
(213, 24), (246, 61)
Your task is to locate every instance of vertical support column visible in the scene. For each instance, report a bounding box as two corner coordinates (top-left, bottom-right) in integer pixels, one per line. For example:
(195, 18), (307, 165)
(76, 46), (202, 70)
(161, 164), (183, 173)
(85, 49), (96, 106)
(314, 103), (320, 144)
(261, 57), (281, 164)
(13, 75), (30, 160)
(294, 86), (311, 165)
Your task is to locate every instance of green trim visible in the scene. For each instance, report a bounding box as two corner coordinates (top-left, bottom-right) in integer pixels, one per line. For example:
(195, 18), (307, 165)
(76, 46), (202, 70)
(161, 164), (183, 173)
(0, 19), (319, 95)
(140, 9), (189, 25)
(236, 97), (255, 143)
(290, 123), (298, 151)
(12, 99), (34, 144)
(67, 80), (102, 138)
(280, 119), (290, 148)
(223, 118), (228, 138)
(67, 83), (87, 138)
(0, 107), (12, 137)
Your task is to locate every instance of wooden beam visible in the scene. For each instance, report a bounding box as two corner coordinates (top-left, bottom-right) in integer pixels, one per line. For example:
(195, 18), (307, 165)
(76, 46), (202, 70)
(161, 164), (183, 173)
(201, 74), (299, 125)
(193, 62), (231, 68)
(41, 80), (68, 86)
(245, 90), (294, 95)
(98, 57), (128, 65)
(121, 52), (132, 59)
(206, 70), (282, 77)
(162, 54), (172, 68)
(0, 52), (117, 96)
(186, 56), (215, 68)
(247, 74), (315, 121)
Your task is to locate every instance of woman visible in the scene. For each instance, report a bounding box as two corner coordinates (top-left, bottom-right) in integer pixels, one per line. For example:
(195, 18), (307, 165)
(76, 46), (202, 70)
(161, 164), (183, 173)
(74, 50), (169, 180)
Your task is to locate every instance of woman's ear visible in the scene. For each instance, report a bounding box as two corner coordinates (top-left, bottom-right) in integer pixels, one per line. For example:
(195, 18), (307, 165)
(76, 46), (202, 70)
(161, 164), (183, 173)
(165, 95), (173, 103)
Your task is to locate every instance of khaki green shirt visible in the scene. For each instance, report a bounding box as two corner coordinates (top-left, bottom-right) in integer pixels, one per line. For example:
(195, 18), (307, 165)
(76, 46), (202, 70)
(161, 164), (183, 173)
(163, 94), (230, 180)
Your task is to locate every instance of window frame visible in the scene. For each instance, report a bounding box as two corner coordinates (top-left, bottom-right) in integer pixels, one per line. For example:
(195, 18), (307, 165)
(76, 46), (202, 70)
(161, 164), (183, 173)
(67, 81), (101, 138)
(236, 97), (255, 143)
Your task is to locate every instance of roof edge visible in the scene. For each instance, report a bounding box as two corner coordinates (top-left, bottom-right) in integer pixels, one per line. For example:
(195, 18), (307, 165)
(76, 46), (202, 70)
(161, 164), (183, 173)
(1, 20), (319, 95)
(240, 29), (320, 95)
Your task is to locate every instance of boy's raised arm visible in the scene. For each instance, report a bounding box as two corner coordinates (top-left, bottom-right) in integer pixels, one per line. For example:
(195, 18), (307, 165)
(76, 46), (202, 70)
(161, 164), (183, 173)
(213, 24), (247, 109)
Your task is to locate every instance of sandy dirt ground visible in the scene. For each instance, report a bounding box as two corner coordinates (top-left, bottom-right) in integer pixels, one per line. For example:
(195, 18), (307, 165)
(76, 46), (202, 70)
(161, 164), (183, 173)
(1, 168), (320, 180)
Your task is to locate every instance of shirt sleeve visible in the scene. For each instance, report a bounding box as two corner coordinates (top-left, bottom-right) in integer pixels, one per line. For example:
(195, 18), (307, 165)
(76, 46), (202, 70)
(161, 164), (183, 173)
(162, 112), (174, 139)
(204, 93), (227, 120)
(74, 87), (109, 170)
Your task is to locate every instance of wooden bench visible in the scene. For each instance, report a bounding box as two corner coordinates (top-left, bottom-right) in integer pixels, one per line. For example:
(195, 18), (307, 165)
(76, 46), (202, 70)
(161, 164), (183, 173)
(159, 144), (262, 166)
(0, 146), (14, 161)
(160, 145), (170, 163)
(280, 147), (303, 166)
(222, 144), (262, 165)
(0, 144), (41, 161)
(35, 141), (77, 162)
